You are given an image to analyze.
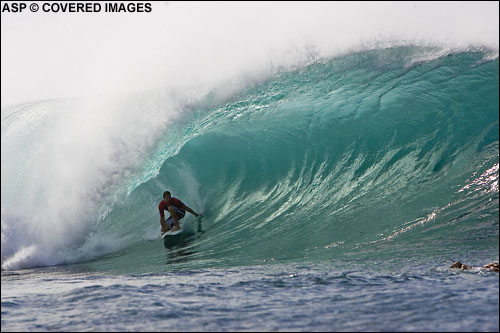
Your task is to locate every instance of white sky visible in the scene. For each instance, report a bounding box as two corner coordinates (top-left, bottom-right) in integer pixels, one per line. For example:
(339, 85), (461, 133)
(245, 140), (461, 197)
(1, 1), (499, 107)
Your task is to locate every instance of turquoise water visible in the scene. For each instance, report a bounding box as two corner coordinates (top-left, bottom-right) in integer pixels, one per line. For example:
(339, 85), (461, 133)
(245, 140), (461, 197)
(88, 47), (499, 273)
(2, 47), (499, 331)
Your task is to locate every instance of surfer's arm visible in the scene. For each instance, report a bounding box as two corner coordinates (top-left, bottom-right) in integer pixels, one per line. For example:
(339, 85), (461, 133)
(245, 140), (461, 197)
(184, 206), (200, 217)
(160, 215), (167, 233)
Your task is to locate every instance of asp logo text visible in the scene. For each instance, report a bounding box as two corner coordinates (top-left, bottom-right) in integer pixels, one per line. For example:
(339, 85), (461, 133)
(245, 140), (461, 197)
(2, 2), (28, 13)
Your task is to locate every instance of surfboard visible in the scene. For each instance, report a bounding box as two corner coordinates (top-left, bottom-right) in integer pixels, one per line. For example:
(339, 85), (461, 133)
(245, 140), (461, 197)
(161, 228), (183, 238)
(160, 213), (202, 239)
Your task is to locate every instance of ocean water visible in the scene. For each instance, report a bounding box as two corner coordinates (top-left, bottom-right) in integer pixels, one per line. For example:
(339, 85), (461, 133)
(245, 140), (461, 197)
(2, 47), (499, 331)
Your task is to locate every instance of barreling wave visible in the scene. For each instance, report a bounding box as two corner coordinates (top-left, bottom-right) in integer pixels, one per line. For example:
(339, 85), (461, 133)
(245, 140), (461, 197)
(2, 46), (499, 272)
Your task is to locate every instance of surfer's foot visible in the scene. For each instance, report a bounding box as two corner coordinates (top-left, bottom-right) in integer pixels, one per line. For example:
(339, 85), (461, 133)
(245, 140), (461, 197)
(172, 226), (180, 231)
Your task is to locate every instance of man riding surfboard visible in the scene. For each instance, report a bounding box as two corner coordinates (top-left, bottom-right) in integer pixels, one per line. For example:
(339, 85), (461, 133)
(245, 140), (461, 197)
(159, 191), (201, 234)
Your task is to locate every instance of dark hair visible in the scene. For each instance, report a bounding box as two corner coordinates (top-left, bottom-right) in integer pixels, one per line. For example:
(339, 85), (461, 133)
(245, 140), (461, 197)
(163, 191), (171, 199)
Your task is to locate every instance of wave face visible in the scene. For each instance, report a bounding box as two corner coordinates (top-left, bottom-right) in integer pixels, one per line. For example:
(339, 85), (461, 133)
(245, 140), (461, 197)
(2, 47), (499, 272)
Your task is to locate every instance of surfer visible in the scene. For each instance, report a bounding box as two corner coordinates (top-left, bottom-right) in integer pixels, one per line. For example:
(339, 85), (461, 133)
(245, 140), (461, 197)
(159, 191), (201, 234)
(450, 261), (499, 272)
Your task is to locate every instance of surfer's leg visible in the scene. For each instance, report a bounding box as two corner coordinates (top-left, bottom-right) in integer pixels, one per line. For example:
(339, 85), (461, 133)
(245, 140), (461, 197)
(165, 217), (174, 231)
(169, 208), (184, 231)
